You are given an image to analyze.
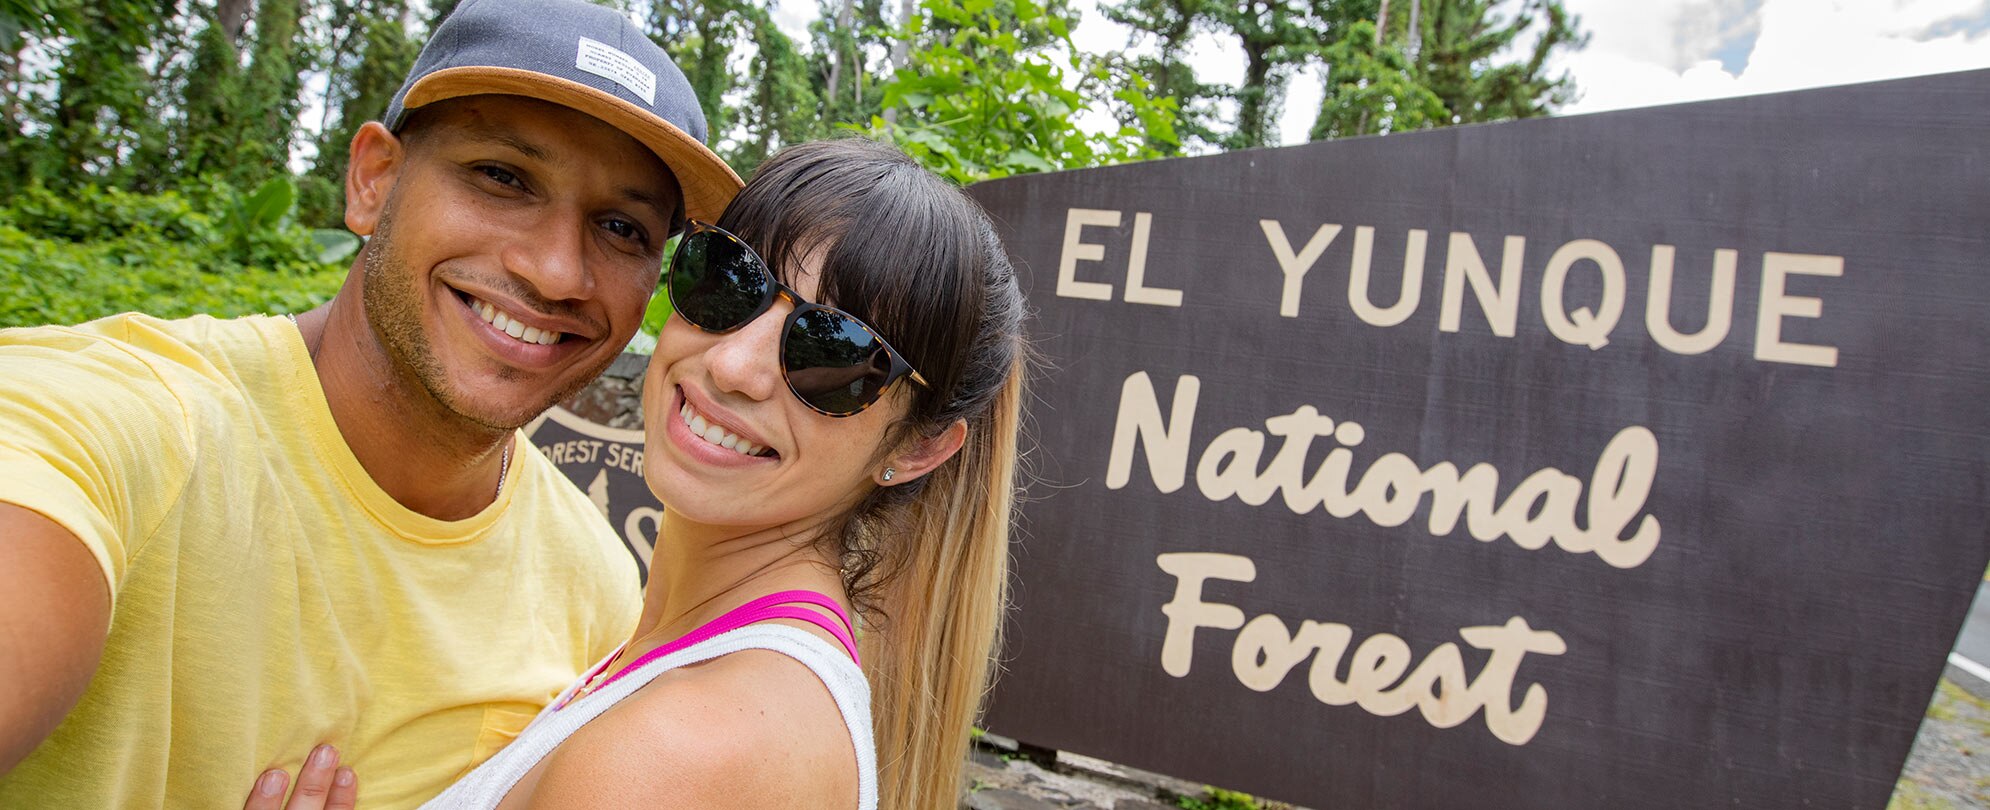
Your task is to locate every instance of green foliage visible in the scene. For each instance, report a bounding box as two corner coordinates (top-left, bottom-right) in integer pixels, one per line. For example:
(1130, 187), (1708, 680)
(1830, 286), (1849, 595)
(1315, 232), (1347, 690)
(869, 0), (1177, 185)
(304, 2), (422, 227)
(1415, 0), (1585, 125)
(1104, 0), (1585, 147)
(1177, 786), (1265, 810)
(1100, 0), (1225, 153)
(1311, 20), (1448, 139)
(650, 0), (754, 154)
(0, 180), (351, 329)
(1200, 0), (1317, 150)
(809, 0), (895, 130)
(0, 0), (79, 48)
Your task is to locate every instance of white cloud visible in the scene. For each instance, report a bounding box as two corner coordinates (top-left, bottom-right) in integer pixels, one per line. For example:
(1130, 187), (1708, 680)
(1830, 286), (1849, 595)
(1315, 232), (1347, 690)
(1559, 0), (1990, 114)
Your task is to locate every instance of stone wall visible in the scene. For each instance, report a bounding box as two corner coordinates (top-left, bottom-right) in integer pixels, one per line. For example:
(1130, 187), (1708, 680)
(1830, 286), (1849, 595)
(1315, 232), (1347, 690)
(558, 352), (647, 429)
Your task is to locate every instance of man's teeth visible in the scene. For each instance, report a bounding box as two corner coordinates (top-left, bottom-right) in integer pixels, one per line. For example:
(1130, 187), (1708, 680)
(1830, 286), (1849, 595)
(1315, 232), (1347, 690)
(680, 402), (769, 457)
(472, 297), (562, 346)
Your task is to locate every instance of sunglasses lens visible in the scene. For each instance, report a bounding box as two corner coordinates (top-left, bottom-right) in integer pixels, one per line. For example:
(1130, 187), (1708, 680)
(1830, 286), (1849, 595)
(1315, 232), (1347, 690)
(669, 231), (767, 331)
(784, 309), (898, 415)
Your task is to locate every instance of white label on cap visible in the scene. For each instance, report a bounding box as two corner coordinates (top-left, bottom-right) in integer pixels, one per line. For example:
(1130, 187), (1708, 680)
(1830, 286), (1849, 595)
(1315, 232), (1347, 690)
(576, 37), (657, 106)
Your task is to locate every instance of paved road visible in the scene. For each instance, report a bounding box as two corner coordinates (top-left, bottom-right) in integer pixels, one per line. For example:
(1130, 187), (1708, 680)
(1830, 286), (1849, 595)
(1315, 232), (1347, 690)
(1946, 580), (1990, 696)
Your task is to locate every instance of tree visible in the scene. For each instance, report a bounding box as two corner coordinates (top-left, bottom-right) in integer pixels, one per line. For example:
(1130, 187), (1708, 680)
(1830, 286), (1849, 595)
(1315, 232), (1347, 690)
(811, 0), (893, 129)
(1311, 0), (1583, 139)
(1200, 0), (1317, 149)
(304, 0), (420, 225)
(728, 5), (820, 173)
(43, 0), (170, 187)
(1309, 19), (1445, 140)
(1417, 0), (1583, 125)
(1101, 0), (1222, 153)
(872, 0), (1176, 184)
(647, 0), (753, 151)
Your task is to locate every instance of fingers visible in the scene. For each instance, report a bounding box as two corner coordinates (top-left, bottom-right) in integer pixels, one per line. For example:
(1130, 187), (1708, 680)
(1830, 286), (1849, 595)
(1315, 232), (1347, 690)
(242, 768), (290, 810)
(286, 745), (342, 810)
(327, 767), (358, 810)
(240, 745), (358, 810)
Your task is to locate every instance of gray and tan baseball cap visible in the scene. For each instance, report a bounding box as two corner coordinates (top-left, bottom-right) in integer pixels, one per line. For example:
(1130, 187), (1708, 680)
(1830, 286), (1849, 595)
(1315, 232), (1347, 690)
(385, 0), (741, 223)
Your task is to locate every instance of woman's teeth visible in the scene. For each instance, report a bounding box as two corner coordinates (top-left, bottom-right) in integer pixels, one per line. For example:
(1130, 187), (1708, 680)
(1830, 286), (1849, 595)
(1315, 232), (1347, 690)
(471, 297), (562, 346)
(680, 402), (771, 457)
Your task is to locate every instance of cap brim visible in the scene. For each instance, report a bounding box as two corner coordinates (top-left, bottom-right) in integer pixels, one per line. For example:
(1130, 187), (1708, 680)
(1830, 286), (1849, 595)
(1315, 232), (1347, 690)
(404, 67), (742, 224)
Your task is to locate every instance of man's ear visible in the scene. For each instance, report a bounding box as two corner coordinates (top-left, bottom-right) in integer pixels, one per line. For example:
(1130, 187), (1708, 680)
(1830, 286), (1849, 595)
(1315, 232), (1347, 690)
(344, 121), (406, 237)
(875, 419), (969, 487)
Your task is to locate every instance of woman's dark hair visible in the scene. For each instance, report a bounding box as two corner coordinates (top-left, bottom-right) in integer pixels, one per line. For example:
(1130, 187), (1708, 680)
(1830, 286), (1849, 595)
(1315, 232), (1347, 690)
(715, 138), (1029, 808)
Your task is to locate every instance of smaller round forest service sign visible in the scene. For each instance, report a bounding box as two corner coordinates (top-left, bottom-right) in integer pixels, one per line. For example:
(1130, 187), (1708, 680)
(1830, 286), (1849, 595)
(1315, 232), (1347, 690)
(523, 405), (661, 582)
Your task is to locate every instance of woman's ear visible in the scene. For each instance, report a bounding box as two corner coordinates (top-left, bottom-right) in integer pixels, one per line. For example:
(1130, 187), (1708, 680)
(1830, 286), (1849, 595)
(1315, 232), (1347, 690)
(875, 420), (968, 487)
(344, 122), (406, 237)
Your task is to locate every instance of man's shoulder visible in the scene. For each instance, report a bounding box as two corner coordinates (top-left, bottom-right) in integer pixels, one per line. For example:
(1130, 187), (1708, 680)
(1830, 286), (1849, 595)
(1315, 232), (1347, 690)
(2, 312), (296, 381)
(504, 442), (641, 571)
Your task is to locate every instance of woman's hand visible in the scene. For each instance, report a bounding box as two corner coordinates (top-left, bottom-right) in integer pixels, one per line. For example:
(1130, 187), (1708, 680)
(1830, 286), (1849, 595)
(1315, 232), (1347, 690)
(242, 744), (358, 810)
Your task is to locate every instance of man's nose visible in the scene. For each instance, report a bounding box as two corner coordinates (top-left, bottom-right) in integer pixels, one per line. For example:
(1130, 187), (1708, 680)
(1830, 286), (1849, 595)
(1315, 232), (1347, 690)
(501, 210), (594, 302)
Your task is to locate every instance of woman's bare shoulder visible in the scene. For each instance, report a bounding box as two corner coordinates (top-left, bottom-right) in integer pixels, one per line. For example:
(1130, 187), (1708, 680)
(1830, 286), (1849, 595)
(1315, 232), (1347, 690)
(519, 650), (859, 809)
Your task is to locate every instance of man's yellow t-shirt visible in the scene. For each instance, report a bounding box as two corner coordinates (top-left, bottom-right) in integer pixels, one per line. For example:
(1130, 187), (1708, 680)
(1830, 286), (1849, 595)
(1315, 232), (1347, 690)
(0, 313), (642, 808)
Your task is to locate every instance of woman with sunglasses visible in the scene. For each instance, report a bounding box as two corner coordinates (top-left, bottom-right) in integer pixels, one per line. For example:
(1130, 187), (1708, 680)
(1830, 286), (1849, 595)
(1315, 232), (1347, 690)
(247, 138), (1028, 810)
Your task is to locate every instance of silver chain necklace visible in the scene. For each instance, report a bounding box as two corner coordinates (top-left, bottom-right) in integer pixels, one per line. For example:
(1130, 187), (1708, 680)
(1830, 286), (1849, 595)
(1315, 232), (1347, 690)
(495, 439), (512, 498)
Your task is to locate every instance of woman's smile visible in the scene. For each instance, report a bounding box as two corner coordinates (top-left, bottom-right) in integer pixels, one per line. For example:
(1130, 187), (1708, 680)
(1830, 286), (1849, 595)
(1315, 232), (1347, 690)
(664, 384), (781, 468)
(677, 398), (773, 457)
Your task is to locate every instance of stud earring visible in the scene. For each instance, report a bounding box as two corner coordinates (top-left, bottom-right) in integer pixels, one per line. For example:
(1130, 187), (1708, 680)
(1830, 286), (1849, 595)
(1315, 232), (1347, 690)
(882, 468), (896, 482)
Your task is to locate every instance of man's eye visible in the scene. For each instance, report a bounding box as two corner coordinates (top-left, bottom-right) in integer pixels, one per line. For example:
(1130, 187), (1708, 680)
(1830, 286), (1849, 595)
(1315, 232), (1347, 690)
(477, 165), (521, 187)
(603, 218), (646, 243)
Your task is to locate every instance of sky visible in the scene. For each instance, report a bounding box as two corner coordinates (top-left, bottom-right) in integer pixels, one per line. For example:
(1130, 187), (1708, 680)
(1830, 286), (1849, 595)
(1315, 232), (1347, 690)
(773, 0), (1990, 146)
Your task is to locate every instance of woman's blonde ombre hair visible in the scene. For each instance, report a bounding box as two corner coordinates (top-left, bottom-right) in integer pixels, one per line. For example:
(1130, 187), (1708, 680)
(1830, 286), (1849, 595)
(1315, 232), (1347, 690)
(718, 138), (1030, 808)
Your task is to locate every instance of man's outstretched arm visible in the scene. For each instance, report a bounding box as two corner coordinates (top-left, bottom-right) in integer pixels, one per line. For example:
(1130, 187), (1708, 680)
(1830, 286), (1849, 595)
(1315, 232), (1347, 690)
(0, 502), (111, 775)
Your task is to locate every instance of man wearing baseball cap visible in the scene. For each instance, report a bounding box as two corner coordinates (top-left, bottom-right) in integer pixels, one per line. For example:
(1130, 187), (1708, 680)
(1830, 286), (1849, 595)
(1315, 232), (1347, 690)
(0, 0), (740, 805)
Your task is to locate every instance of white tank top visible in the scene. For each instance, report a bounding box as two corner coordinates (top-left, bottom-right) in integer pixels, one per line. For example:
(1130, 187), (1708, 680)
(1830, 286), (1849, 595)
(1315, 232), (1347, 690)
(421, 624), (878, 809)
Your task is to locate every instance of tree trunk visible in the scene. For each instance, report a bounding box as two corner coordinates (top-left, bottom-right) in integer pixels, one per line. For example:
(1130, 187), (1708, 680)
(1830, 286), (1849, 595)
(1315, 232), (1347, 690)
(882, 0), (915, 123)
(1407, 0), (1421, 62)
(1238, 42), (1273, 147)
(219, 0), (255, 44)
(891, 0), (915, 71)
(826, 0), (854, 107)
(2, 44), (19, 133)
(1374, 0), (1388, 45)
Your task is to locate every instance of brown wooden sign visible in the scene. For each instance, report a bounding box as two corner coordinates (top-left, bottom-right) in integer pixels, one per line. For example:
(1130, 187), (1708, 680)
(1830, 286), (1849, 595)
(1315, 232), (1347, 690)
(968, 69), (1990, 808)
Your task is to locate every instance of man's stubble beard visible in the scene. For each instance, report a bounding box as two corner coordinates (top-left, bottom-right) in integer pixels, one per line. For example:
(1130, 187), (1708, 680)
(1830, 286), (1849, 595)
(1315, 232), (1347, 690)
(360, 204), (618, 433)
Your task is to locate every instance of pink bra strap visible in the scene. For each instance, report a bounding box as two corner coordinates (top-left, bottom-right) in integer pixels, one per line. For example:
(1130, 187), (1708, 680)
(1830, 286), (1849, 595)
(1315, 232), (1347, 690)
(585, 590), (859, 698)
(740, 606), (862, 665)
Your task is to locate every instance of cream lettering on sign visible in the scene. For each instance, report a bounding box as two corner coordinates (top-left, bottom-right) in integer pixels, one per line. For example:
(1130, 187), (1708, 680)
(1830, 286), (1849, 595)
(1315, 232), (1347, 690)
(1645, 246), (1737, 355)
(1106, 372), (1200, 494)
(1122, 212), (1184, 307)
(1253, 222), (1845, 368)
(1754, 251), (1843, 367)
(1056, 208), (1181, 306)
(1156, 552), (1255, 677)
(623, 506), (660, 567)
(1348, 226), (1427, 327)
(1540, 238), (1626, 350)
(1112, 373), (1663, 568)
(1260, 220), (1342, 318)
(539, 439), (604, 465)
(1440, 232), (1525, 337)
(1056, 208), (1118, 301)
(1161, 554), (1567, 745)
